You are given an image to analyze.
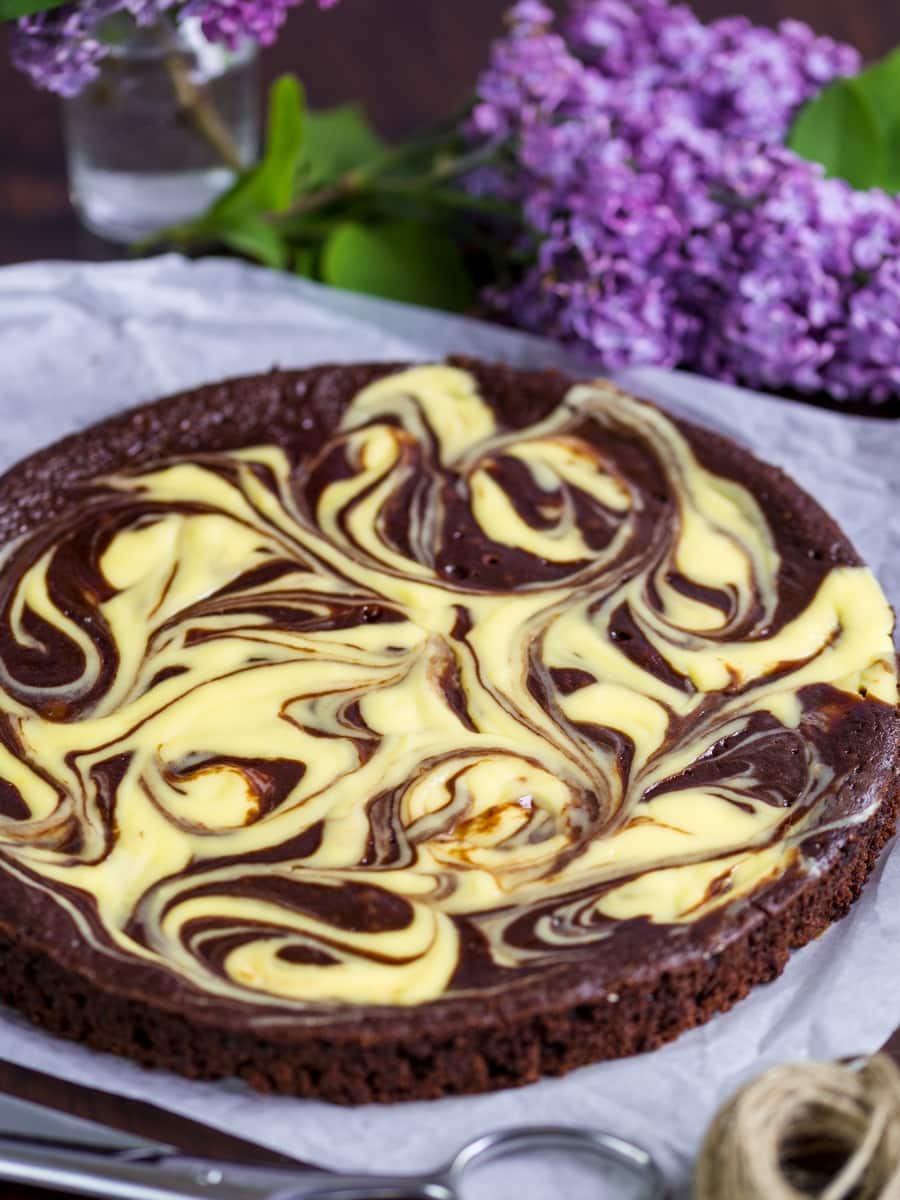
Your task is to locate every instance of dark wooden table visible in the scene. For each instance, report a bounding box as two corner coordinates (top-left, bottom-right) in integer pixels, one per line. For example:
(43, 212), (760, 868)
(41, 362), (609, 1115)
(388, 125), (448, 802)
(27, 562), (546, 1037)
(0, 0), (898, 1194)
(1, 0), (900, 265)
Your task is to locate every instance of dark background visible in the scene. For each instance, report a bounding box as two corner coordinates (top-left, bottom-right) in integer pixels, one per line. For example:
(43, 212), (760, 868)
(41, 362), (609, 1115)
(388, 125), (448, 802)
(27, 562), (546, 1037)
(1, 0), (899, 265)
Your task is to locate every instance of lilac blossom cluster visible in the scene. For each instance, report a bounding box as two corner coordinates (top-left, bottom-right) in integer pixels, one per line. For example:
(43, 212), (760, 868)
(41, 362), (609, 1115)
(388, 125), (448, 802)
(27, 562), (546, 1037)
(13, 0), (337, 97)
(191, 0), (336, 51)
(470, 0), (899, 402)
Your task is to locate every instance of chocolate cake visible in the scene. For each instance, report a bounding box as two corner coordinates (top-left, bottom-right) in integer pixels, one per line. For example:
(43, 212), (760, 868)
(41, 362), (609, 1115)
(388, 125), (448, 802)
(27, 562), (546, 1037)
(0, 359), (895, 1103)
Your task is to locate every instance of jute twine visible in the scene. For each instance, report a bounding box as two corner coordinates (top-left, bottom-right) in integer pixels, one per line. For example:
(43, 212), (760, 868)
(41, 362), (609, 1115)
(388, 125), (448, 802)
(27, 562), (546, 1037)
(695, 1054), (900, 1199)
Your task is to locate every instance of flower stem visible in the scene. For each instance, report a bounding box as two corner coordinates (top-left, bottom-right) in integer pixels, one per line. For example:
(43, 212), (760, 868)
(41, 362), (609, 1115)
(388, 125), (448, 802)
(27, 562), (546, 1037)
(153, 17), (244, 173)
(271, 137), (506, 226)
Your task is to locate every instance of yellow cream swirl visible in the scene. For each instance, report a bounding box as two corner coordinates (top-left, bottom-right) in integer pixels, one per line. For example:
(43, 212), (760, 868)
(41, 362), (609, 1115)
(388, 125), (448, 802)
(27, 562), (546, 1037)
(0, 365), (894, 1011)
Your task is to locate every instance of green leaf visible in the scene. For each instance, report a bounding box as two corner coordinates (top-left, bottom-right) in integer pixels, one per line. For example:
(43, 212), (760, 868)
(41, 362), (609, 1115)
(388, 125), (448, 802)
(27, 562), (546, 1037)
(788, 48), (900, 193)
(303, 105), (385, 187)
(788, 77), (884, 190)
(321, 220), (474, 311)
(215, 215), (289, 270)
(213, 74), (306, 218)
(293, 246), (317, 278)
(0, 0), (67, 21)
(850, 47), (900, 191)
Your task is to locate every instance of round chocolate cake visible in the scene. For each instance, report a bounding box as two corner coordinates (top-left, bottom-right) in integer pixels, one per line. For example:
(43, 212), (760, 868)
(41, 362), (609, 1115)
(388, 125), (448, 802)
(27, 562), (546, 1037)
(0, 359), (896, 1102)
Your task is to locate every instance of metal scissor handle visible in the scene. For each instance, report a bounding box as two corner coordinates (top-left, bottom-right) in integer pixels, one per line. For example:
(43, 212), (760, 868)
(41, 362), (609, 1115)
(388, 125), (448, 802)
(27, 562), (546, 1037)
(0, 1122), (666, 1200)
(288, 1124), (666, 1199)
(445, 1125), (665, 1198)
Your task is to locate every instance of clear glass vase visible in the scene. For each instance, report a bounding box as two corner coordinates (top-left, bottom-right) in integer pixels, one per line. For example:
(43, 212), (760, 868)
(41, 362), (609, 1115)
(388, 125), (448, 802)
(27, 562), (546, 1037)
(63, 18), (260, 244)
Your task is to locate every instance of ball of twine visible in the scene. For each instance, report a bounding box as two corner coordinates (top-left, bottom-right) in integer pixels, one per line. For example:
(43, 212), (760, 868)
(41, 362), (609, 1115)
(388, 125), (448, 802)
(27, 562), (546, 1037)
(695, 1054), (900, 1199)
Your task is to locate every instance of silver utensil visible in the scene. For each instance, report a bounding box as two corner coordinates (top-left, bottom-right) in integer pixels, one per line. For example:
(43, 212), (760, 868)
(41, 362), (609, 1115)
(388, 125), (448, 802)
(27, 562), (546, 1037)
(0, 1089), (666, 1199)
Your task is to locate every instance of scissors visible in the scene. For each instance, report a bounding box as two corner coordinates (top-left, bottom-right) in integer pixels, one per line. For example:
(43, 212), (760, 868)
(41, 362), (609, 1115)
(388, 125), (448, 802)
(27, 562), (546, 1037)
(0, 1089), (666, 1200)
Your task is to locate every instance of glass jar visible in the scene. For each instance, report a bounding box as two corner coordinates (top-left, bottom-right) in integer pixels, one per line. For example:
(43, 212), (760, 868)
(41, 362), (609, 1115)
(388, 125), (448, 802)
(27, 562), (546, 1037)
(63, 17), (259, 244)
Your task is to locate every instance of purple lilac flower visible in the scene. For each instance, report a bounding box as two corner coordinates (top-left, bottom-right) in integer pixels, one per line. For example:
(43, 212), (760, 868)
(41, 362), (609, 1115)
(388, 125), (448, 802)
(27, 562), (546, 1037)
(12, 0), (177, 96)
(12, 0), (338, 96)
(185, 0), (337, 51)
(470, 0), (898, 403)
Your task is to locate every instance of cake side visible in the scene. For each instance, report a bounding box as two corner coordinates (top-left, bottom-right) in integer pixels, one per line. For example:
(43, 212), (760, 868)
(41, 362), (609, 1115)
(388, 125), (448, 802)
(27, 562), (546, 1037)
(0, 777), (894, 1101)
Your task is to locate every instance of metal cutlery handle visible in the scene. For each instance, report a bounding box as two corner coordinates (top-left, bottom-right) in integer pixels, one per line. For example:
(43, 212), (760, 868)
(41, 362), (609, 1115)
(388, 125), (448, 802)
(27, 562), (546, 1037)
(0, 1137), (326, 1200)
(0, 1136), (452, 1200)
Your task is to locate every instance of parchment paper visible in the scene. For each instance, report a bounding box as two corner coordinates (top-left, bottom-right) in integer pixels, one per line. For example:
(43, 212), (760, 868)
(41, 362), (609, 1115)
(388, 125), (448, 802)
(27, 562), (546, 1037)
(0, 255), (896, 1195)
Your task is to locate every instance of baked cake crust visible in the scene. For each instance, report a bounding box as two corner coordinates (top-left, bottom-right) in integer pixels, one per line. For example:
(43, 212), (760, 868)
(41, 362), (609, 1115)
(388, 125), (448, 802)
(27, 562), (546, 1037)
(0, 358), (895, 1102)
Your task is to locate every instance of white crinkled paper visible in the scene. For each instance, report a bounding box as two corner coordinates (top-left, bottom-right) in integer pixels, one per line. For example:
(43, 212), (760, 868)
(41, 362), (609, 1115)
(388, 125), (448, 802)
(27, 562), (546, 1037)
(0, 255), (897, 1195)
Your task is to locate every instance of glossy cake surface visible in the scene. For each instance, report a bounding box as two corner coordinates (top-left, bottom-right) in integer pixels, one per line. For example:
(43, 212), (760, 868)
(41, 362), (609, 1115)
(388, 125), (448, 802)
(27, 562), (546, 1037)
(0, 360), (895, 1100)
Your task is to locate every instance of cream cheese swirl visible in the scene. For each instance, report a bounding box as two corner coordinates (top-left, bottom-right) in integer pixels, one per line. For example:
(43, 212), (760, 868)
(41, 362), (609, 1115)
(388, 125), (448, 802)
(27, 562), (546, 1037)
(0, 365), (894, 1010)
